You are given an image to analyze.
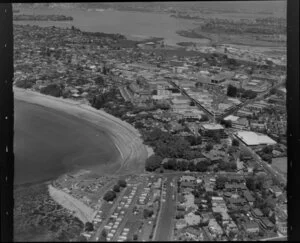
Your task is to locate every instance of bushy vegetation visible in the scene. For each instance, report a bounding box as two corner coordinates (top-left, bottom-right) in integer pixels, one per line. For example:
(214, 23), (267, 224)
(113, 185), (120, 192)
(40, 83), (63, 97)
(143, 209), (154, 219)
(227, 84), (257, 99)
(145, 155), (162, 172)
(117, 179), (127, 188)
(85, 222), (94, 232)
(103, 191), (117, 202)
(15, 79), (36, 89)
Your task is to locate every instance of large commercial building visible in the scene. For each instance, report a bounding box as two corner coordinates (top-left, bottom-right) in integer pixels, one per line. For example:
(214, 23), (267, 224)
(234, 131), (277, 146)
(200, 123), (227, 140)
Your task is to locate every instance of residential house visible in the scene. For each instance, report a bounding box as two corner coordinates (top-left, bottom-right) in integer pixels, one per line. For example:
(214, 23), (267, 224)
(243, 221), (260, 234)
(243, 191), (255, 206)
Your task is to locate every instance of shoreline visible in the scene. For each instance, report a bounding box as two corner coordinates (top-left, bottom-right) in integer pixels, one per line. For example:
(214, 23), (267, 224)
(14, 87), (149, 223)
(14, 87), (148, 177)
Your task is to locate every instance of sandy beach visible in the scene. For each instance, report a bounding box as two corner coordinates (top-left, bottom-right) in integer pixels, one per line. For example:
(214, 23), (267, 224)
(14, 87), (148, 176)
(48, 184), (96, 223)
(15, 87), (150, 223)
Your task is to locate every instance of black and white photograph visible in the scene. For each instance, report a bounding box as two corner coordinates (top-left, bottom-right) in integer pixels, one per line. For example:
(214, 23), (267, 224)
(1, 1), (297, 241)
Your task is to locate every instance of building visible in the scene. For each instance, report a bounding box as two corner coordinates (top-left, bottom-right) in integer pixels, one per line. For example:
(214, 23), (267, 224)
(211, 75), (226, 84)
(243, 191), (255, 205)
(231, 117), (250, 130)
(234, 131), (277, 146)
(243, 221), (260, 234)
(259, 218), (275, 231)
(268, 185), (283, 197)
(171, 97), (191, 112)
(208, 218), (224, 236)
(200, 123), (227, 140)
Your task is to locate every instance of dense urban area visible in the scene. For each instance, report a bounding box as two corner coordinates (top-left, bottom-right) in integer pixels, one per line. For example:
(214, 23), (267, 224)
(13, 3), (287, 241)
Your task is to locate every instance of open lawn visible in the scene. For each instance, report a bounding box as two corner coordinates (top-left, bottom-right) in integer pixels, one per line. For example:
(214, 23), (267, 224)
(271, 157), (287, 176)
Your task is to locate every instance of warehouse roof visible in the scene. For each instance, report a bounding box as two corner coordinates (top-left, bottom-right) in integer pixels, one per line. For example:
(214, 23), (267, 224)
(235, 131), (277, 146)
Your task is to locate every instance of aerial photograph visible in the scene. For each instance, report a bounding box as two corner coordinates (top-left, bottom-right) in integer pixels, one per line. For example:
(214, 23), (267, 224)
(12, 1), (287, 241)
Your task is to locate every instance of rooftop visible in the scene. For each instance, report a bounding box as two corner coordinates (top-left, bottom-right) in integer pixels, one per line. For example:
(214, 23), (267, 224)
(202, 123), (224, 130)
(235, 131), (277, 146)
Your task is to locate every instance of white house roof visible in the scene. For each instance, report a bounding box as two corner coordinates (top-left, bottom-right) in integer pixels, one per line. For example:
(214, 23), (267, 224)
(235, 131), (277, 146)
(202, 124), (224, 130)
(224, 115), (240, 122)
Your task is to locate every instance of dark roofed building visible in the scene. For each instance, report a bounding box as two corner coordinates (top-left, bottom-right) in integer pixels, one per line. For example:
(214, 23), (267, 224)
(260, 217), (275, 230)
(243, 191), (255, 204)
(243, 221), (260, 234)
(252, 208), (264, 218)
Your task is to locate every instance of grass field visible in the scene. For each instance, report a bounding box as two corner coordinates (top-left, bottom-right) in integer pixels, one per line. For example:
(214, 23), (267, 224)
(271, 157), (287, 176)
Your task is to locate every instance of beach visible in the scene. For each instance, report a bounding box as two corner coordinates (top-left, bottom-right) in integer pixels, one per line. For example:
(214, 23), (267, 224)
(14, 87), (149, 179)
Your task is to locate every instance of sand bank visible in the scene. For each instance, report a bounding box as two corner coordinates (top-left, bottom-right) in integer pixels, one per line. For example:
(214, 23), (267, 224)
(48, 184), (96, 223)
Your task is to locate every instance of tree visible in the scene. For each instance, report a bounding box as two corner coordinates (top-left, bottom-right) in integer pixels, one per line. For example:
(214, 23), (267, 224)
(78, 235), (87, 242)
(15, 79), (35, 89)
(85, 222), (94, 232)
(145, 155), (162, 171)
(227, 84), (238, 97)
(232, 138), (240, 147)
(188, 162), (196, 171)
(221, 119), (232, 128)
(196, 160), (210, 172)
(95, 76), (105, 85)
(91, 94), (106, 109)
(166, 159), (177, 170)
(212, 133), (221, 143)
(103, 191), (116, 202)
(118, 179), (127, 188)
(113, 185), (120, 192)
(205, 143), (213, 152)
(100, 229), (107, 241)
(246, 176), (256, 191)
(177, 161), (188, 171)
(262, 145), (273, 154)
(215, 176), (227, 189)
(261, 153), (272, 164)
(200, 114), (209, 122)
(40, 83), (62, 97)
(134, 121), (144, 129)
(270, 88), (277, 95)
(143, 209), (154, 219)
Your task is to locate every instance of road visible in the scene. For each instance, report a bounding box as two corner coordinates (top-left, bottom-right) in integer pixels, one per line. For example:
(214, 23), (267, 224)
(218, 78), (286, 120)
(168, 78), (285, 122)
(111, 184), (143, 241)
(89, 187), (128, 241)
(153, 175), (177, 241)
(260, 236), (288, 241)
(168, 80), (214, 121)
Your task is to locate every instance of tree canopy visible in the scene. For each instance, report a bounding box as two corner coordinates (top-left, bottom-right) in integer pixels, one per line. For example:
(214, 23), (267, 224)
(145, 155), (162, 171)
(103, 190), (117, 201)
(227, 84), (238, 97)
(113, 185), (120, 192)
(118, 179), (127, 188)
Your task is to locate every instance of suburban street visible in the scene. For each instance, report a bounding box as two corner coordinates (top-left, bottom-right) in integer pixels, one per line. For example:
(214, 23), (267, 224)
(90, 187), (128, 241)
(153, 175), (177, 241)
